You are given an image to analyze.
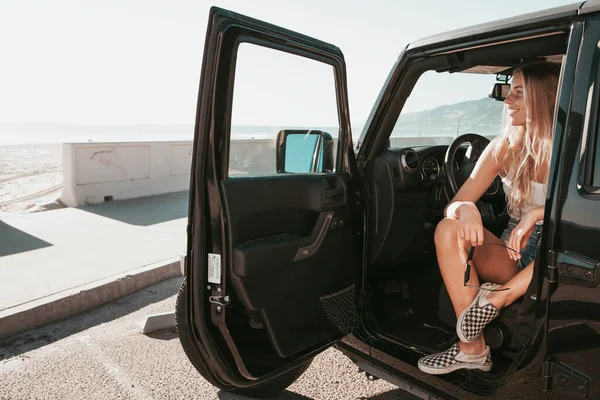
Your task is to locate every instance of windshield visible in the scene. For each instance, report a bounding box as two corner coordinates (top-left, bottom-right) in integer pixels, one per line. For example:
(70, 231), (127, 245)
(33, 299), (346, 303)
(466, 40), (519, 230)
(390, 70), (505, 147)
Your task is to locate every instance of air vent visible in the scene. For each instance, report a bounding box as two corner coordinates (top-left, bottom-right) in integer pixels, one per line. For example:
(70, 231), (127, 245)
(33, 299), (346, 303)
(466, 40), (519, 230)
(401, 149), (419, 171)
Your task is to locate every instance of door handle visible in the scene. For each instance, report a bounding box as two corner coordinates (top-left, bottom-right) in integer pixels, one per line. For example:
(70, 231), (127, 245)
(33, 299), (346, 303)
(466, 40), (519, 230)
(324, 187), (344, 198)
(294, 212), (334, 261)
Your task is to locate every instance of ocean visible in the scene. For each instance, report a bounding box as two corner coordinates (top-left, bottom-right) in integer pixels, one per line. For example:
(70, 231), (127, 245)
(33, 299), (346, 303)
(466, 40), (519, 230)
(0, 123), (348, 145)
(0, 122), (498, 145)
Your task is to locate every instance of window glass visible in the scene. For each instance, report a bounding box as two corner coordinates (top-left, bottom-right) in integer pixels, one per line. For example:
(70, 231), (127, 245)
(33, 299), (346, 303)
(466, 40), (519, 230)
(592, 58), (600, 188)
(391, 70), (505, 147)
(229, 43), (339, 176)
(593, 114), (600, 187)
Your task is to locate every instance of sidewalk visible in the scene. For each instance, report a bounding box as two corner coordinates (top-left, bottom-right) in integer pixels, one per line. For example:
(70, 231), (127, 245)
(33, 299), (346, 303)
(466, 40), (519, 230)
(0, 191), (188, 340)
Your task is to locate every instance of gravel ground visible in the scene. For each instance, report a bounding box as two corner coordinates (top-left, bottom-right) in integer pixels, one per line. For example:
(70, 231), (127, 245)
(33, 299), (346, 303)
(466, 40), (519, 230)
(0, 277), (419, 400)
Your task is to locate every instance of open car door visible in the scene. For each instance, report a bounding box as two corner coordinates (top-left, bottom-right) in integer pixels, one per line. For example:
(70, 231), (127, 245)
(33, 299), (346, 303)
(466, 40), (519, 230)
(178, 6), (363, 393)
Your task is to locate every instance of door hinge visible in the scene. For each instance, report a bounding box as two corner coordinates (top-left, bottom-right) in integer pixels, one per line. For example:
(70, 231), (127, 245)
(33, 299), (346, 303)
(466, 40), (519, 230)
(548, 250), (558, 283)
(543, 359), (589, 396)
(547, 250), (599, 286)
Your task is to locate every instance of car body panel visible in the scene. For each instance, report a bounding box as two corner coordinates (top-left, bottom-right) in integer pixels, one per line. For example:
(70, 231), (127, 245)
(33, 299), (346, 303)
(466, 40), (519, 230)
(581, 0), (600, 14)
(406, 2), (583, 52)
(542, 15), (600, 399)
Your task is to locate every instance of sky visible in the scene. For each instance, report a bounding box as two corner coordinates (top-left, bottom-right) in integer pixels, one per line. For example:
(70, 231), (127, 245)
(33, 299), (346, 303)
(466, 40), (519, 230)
(0, 0), (580, 128)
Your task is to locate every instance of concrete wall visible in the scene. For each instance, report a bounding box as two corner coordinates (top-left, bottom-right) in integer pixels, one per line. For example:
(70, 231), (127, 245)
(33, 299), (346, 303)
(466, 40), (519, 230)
(60, 136), (460, 207)
(61, 141), (195, 207)
(61, 139), (278, 207)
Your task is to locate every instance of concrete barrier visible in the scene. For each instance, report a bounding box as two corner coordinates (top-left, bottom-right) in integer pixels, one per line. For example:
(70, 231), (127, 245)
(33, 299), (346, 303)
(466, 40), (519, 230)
(60, 139), (281, 207)
(60, 136), (468, 207)
(61, 141), (194, 207)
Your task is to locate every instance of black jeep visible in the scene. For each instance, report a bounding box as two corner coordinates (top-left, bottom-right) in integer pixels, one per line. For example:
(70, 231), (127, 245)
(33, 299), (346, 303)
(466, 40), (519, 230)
(176, 2), (600, 399)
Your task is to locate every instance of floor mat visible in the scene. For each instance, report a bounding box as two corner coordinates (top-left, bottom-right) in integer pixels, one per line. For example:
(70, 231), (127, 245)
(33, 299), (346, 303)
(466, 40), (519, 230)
(371, 288), (456, 353)
(370, 255), (454, 352)
(379, 316), (456, 353)
(369, 256), (525, 378)
(378, 280), (409, 296)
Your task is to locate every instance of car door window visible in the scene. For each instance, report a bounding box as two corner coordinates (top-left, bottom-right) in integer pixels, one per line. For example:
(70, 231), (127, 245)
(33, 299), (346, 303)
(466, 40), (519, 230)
(228, 43), (339, 176)
(578, 40), (600, 192)
(594, 129), (600, 188)
(591, 60), (600, 189)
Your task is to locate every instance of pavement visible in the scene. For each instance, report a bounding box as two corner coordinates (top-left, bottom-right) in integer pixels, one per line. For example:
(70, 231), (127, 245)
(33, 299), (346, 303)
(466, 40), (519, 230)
(0, 191), (188, 340)
(0, 277), (419, 400)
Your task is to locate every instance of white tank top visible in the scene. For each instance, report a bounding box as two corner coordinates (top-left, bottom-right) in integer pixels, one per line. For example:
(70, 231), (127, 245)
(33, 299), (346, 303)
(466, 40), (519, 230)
(501, 177), (547, 216)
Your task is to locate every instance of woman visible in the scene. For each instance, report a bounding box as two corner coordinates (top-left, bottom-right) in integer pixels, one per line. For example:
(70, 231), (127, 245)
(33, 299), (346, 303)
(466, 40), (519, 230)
(418, 61), (561, 375)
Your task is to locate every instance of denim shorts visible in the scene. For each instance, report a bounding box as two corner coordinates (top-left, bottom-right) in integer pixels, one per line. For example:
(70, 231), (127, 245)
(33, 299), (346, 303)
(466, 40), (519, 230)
(500, 217), (543, 269)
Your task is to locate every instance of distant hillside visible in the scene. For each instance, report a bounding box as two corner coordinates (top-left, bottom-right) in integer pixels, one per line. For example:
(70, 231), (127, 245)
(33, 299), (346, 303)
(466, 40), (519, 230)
(392, 97), (505, 138)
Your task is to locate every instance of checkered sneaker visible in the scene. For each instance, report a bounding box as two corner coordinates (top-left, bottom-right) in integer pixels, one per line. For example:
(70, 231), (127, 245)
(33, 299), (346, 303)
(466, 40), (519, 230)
(418, 343), (492, 375)
(457, 282), (501, 343)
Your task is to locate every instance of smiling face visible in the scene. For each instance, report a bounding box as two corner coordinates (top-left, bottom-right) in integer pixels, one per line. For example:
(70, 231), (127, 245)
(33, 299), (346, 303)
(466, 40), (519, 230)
(504, 72), (526, 126)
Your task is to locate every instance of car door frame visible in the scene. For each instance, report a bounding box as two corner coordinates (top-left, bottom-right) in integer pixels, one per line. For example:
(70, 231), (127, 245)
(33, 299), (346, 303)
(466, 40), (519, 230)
(542, 14), (600, 398)
(182, 6), (365, 388)
(349, 11), (586, 398)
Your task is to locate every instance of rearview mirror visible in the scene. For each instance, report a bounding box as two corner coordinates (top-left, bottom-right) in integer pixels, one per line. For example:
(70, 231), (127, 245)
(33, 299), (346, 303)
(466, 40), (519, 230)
(488, 83), (510, 101)
(276, 130), (334, 173)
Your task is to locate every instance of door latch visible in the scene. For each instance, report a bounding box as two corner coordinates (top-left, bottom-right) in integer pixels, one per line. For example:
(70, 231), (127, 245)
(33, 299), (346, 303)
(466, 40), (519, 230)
(209, 295), (230, 306)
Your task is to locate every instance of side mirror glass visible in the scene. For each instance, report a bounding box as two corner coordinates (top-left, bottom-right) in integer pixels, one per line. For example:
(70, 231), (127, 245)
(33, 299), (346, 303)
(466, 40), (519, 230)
(276, 130), (334, 173)
(488, 83), (510, 102)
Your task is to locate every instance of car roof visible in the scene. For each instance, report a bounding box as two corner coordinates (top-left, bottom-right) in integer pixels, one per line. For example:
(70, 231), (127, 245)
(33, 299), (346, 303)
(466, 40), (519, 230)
(581, 0), (600, 13)
(406, 1), (586, 53)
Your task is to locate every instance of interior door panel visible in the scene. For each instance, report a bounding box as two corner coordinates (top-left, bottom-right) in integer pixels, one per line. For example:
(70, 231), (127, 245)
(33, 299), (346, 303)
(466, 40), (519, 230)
(221, 174), (356, 357)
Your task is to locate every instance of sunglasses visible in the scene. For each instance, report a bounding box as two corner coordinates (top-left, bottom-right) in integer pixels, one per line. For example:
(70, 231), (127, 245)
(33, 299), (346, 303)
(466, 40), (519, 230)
(463, 242), (519, 291)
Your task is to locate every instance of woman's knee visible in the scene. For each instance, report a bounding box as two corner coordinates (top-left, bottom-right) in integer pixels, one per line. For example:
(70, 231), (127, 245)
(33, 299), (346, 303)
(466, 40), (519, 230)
(434, 218), (460, 248)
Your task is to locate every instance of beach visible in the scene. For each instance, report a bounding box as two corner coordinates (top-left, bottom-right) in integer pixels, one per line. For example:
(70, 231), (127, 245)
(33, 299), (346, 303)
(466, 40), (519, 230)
(0, 143), (64, 215)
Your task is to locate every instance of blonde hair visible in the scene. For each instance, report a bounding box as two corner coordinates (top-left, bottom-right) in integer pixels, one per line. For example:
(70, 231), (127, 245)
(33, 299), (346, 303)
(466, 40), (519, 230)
(492, 61), (561, 218)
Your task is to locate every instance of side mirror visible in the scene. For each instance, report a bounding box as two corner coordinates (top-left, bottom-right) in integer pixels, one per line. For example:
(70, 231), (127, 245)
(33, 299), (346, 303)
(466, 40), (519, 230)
(276, 130), (334, 173)
(488, 83), (510, 102)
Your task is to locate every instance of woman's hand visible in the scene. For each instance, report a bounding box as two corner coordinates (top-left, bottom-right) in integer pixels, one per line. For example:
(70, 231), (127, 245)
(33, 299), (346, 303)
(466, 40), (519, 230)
(457, 202), (484, 247)
(507, 207), (544, 261)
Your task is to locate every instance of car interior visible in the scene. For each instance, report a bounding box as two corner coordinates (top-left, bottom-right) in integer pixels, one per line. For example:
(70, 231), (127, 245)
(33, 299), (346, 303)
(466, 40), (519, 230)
(364, 30), (568, 376)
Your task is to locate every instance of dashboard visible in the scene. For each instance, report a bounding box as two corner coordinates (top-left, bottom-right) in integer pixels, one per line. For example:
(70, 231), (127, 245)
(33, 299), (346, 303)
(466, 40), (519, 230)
(421, 154), (458, 181)
(379, 145), (467, 190)
(368, 143), (507, 266)
(368, 144), (466, 264)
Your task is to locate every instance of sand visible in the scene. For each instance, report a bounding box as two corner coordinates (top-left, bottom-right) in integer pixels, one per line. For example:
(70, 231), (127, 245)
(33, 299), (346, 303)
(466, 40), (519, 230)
(0, 143), (65, 215)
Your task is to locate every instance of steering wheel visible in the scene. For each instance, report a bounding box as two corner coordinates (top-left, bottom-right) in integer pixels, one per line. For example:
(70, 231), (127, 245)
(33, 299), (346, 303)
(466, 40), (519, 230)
(444, 133), (504, 203)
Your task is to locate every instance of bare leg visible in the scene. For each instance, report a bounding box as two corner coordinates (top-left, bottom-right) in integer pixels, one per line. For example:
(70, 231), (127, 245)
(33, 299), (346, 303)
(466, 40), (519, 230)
(434, 218), (479, 316)
(434, 218), (521, 354)
(487, 263), (534, 309)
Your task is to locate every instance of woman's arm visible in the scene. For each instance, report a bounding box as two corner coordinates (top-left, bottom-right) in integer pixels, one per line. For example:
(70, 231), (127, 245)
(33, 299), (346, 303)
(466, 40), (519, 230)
(507, 205), (545, 260)
(443, 138), (505, 247)
(527, 205), (545, 222)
